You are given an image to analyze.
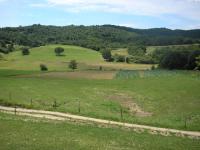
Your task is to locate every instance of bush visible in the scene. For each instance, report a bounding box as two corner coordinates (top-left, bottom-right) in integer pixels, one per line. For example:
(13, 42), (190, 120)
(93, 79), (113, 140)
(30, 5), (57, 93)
(55, 47), (64, 56)
(186, 50), (200, 70)
(0, 53), (4, 60)
(113, 54), (126, 62)
(151, 65), (156, 70)
(195, 56), (200, 70)
(128, 45), (146, 56)
(40, 64), (48, 71)
(68, 60), (77, 71)
(21, 47), (30, 55)
(100, 49), (112, 61)
(99, 66), (103, 71)
(159, 50), (200, 70)
(7, 43), (14, 52)
(160, 51), (189, 70)
(127, 55), (155, 64)
(0, 47), (9, 54)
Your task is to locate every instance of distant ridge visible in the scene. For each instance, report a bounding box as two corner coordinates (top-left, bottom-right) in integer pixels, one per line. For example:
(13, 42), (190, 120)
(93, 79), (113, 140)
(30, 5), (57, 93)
(1, 24), (200, 50)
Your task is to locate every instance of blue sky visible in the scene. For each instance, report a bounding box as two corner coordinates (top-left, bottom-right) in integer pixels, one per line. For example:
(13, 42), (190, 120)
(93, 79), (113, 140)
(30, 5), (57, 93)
(0, 0), (200, 29)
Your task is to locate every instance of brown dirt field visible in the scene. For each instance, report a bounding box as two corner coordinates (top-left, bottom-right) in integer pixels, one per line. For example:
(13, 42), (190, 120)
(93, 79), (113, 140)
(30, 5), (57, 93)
(19, 70), (116, 80)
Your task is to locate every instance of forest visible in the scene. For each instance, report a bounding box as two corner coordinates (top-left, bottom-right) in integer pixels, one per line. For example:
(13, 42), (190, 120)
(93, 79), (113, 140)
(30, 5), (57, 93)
(1, 24), (200, 53)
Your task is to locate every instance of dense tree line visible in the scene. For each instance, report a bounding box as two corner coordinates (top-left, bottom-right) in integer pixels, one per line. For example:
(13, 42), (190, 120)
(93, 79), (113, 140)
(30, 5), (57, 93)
(0, 24), (200, 54)
(152, 47), (200, 70)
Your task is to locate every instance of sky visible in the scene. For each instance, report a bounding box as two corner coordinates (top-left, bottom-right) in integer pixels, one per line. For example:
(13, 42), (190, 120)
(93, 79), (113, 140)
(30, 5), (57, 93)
(0, 0), (200, 29)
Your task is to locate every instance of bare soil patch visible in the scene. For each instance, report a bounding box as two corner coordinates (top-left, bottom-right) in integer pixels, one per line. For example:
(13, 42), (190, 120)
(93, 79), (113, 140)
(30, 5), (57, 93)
(18, 71), (116, 80)
(108, 93), (152, 117)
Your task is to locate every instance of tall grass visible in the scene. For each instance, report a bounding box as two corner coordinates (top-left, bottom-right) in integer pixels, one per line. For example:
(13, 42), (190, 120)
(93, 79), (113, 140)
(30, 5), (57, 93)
(115, 69), (200, 79)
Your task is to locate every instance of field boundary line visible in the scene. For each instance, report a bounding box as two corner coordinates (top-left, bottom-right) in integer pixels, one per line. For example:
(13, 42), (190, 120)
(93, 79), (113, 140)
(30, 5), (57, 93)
(0, 105), (199, 139)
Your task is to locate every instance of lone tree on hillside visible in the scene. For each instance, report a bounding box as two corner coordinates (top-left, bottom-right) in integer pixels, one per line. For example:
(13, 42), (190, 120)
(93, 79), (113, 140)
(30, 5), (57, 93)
(21, 47), (30, 55)
(101, 49), (112, 61)
(68, 60), (77, 71)
(54, 47), (64, 56)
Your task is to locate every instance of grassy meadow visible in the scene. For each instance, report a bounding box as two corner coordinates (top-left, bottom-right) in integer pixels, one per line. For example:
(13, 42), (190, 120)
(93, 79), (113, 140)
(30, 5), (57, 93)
(0, 113), (199, 150)
(0, 45), (151, 71)
(0, 45), (200, 131)
(0, 44), (200, 149)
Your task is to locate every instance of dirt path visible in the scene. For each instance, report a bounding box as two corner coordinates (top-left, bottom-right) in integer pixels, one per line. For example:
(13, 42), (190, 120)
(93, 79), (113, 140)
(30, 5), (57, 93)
(0, 105), (199, 139)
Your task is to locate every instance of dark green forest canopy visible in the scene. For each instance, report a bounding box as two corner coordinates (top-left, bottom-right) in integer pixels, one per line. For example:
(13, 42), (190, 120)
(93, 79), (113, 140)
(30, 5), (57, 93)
(1, 24), (200, 51)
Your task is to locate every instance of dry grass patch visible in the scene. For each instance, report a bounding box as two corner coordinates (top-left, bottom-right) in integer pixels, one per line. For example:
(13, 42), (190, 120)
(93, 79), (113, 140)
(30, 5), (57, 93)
(107, 93), (152, 117)
(90, 62), (152, 70)
(19, 70), (116, 80)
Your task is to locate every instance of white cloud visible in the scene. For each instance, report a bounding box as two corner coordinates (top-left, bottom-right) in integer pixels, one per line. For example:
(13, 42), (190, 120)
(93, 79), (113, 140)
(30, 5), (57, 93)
(33, 0), (198, 21)
(0, 0), (7, 2)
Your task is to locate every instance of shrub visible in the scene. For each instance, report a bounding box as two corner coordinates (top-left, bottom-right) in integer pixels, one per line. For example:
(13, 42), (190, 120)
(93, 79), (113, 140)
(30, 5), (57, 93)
(128, 45), (146, 56)
(55, 47), (64, 56)
(7, 43), (14, 52)
(68, 60), (77, 71)
(151, 65), (156, 70)
(21, 47), (30, 55)
(113, 54), (126, 62)
(0, 53), (4, 60)
(159, 50), (200, 70)
(100, 49), (112, 61)
(99, 66), (103, 71)
(195, 56), (200, 70)
(128, 55), (155, 64)
(40, 64), (48, 71)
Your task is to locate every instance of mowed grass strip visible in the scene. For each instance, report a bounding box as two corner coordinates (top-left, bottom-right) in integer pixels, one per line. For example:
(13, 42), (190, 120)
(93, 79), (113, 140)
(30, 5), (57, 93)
(0, 113), (199, 150)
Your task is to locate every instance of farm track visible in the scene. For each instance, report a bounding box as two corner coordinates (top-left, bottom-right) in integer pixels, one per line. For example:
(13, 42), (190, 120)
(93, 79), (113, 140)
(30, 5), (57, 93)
(0, 105), (200, 139)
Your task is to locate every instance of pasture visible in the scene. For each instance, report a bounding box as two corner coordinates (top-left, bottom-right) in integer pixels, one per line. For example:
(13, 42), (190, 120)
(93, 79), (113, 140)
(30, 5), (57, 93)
(0, 113), (199, 150)
(0, 68), (200, 131)
(0, 44), (200, 131)
(0, 45), (151, 71)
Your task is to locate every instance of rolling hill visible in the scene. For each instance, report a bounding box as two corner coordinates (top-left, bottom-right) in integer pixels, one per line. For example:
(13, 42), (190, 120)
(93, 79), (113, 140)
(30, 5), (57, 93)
(1, 25), (200, 53)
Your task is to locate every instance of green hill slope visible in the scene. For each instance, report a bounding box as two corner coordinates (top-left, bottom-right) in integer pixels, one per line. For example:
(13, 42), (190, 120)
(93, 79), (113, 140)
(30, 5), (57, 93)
(0, 45), (103, 70)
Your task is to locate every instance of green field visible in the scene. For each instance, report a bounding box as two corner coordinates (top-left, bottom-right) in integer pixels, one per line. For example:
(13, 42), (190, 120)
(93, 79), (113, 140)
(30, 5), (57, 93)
(0, 45), (200, 131)
(0, 45), (151, 71)
(0, 113), (199, 150)
(0, 44), (200, 149)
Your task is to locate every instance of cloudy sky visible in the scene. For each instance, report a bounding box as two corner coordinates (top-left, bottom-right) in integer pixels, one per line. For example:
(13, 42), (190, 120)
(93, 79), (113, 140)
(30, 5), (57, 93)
(0, 0), (200, 29)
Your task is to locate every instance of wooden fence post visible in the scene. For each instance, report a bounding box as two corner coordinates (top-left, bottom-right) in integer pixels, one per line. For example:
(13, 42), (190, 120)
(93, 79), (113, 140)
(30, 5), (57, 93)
(78, 100), (80, 113)
(14, 106), (17, 115)
(30, 98), (33, 106)
(53, 99), (57, 109)
(120, 106), (123, 120)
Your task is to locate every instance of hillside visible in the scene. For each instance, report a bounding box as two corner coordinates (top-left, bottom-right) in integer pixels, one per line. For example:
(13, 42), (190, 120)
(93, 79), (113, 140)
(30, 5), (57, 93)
(0, 45), (151, 71)
(1, 25), (200, 52)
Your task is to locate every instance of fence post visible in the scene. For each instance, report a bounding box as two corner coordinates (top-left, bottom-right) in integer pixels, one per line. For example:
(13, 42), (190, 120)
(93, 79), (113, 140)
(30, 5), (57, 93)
(53, 99), (57, 109)
(78, 100), (80, 113)
(30, 98), (33, 106)
(14, 106), (17, 115)
(120, 106), (123, 121)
